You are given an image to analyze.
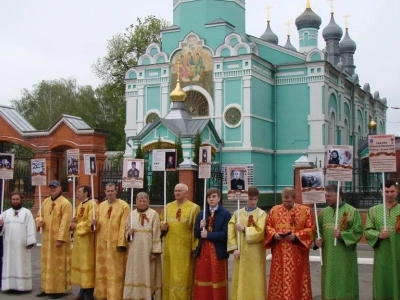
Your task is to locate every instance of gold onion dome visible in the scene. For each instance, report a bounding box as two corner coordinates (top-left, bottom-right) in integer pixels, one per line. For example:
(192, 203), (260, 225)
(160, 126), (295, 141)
(170, 60), (187, 102)
(368, 119), (377, 130)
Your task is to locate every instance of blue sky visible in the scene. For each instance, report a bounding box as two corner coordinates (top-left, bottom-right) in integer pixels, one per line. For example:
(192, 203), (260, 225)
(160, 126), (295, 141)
(1, 0), (399, 134)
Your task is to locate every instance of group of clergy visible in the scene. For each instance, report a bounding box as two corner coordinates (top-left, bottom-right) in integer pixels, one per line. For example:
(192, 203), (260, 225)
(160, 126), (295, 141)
(0, 179), (399, 300)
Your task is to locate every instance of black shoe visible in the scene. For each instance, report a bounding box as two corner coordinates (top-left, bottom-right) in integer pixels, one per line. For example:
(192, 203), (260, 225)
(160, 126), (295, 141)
(51, 294), (64, 299)
(36, 292), (47, 297)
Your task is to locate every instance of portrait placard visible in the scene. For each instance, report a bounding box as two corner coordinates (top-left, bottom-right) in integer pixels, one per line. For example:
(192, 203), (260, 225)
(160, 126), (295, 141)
(227, 166), (248, 201)
(66, 149), (79, 177)
(152, 149), (177, 171)
(31, 158), (46, 186)
(326, 145), (353, 182)
(122, 158), (144, 188)
(368, 134), (397, 172)
(198, 146), (211, 179)
(0, 153), (14, 179)
(300, 169), (326, 204)
(84, 154), (97, 175)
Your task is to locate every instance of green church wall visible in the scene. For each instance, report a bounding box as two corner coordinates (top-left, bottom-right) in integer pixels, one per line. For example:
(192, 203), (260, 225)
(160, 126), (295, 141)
(223, 61), (243, 71)
(251, 118), (274, 149)
(329, 93), (337, 112)
(145, 86), (161, 111)
(257, 44), (304, 64)
(276, 84), (310, 149)
(224, 125), (242, 145)
(251, 77), (273, 119)
(224, 79), (242, 106)
(276, 154), (298, 188)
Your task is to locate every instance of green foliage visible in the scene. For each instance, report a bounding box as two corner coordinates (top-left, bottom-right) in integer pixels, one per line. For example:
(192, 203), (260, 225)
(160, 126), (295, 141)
(192, 131), (202, 165)
(135, 143), (144, 159)
(175, 136), (184, 165)
(92, 15), (170, 89)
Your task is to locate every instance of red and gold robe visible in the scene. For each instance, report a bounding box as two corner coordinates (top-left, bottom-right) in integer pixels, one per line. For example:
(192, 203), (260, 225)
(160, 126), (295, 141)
(265, 204), (315, 300)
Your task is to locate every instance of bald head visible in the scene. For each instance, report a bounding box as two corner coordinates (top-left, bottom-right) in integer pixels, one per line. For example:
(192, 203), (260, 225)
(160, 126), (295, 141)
(174, 183), (188, 202)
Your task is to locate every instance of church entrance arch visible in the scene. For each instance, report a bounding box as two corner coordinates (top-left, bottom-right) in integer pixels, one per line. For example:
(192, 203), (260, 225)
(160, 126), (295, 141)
(183, 90), (209, 117)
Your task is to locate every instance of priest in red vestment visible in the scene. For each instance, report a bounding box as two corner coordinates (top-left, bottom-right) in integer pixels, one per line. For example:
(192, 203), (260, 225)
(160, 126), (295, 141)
(265, 187), (315, 300)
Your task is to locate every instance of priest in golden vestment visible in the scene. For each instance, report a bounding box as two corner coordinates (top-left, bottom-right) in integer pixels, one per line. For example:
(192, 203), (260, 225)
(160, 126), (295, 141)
(36, 180), (72, 299)
(92, 182), (130, 300)
(123, 192), (162, 300)
(265, 187), (315, 300)
(227, 186), (268, 300)
(70, 185), (97, 300)
(160, 183), (200, 300)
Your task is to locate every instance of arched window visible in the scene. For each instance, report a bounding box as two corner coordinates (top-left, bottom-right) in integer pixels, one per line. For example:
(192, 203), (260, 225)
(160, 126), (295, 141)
(183, 91), (209, 117)
(328, 111), (336, 145)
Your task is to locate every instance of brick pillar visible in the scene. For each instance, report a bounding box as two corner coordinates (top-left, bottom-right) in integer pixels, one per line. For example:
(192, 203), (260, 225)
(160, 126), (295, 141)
(177, 158), (198, 202)
(293, 154), (314, 204)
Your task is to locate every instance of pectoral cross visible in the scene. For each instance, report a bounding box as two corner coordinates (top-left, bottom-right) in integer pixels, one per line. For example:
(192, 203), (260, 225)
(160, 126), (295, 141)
(343, 13), (351, 29)
(265, 4), (273, 22)
(285, 20), (292, 36)
(328, 0), (335, 13)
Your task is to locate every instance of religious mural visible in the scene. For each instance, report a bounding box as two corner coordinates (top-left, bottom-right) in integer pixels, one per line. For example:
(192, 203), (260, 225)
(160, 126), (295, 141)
(170, 34), (213, 98)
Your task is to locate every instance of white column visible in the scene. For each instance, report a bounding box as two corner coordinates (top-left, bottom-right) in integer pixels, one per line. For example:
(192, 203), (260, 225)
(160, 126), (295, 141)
(161, 82), (169, 117)
(137, 85), (145, 132)
(214, 78), (223, 137)
(308, 81), (326, 163)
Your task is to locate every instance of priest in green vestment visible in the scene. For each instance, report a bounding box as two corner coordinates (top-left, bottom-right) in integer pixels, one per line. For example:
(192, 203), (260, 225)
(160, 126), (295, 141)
(315, 184), (363, 300)
(365, 179), (400, 300)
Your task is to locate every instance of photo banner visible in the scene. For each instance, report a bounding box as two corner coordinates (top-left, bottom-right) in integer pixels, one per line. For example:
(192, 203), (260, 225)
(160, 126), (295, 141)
(368, 134), (397, 172)
(152, 149), (177, 171)
(67, 149), (79, 177)
(227, 166), (248, 201)
(198, 146), (211, 179)
(122, 158), (144, 189)
(0, 153), (15, 179)
(326, 145), (353, 182)
(300, 168), (326, 204)
(31, 158), (46, 186)
(84, 154), (97, 175)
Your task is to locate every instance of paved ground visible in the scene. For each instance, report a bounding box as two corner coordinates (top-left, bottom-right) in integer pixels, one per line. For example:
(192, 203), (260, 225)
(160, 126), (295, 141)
(1, 240), (374, 300)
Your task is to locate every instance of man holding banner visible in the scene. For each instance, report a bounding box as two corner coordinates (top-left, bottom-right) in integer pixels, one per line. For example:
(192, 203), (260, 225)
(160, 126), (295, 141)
(36, 180), (72, 298)
(227, 186), (267, 300)
(315, 184), (363, 299)
(365, 179), (400, 299)
(70, 186), (97, 300)
(92, 182), (130, 300)
(193, 188), (231, 300)
(160, 183), (200, 300)
(265, 187), (315, 300)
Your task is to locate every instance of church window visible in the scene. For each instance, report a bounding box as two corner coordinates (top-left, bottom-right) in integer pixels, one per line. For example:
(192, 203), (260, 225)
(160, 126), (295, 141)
(317, 68), (321, 73)
(311, 68), (315, 74)
(183, 91), (209, 117)
(224, 107), (242, 127)
(146, 113), (159, 124)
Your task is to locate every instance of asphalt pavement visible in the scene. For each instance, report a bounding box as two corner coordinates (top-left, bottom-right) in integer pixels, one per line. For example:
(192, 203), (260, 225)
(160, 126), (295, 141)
(1, 239), (374, 300)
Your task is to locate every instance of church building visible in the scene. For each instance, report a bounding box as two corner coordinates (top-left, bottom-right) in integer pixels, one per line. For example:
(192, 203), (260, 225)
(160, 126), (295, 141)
(123, 0), (387, 206)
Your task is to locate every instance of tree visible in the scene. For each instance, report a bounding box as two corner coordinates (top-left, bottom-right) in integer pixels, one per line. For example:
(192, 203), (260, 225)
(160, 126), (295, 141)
(192, 132), (202, 165)
(92, 16), (170, 90)
(11, 78), (98, 130)
(135, 143), (144, 159)
(175, 136), (184, 165)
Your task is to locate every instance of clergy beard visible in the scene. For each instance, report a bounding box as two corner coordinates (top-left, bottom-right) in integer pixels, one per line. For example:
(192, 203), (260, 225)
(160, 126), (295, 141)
(11, 203), (22, 210)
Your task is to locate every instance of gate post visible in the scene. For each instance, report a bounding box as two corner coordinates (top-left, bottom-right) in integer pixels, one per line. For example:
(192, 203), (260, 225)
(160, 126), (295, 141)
(177, 158), (198, 202)
(293, 154), (315, 204)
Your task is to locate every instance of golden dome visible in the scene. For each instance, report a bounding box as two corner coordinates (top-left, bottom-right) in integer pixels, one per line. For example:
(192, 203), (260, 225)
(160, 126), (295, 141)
(368, 118), (377, 130)
(170, 60), (187, 102)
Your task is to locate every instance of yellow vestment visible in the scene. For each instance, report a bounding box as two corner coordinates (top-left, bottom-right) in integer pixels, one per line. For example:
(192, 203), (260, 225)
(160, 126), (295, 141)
(71, 199), (97, 289)
(36, 195), (72, 294)
(227, 207), (267, 300)
(94, 199), (130, 300)
(160, 200), (200, 300)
